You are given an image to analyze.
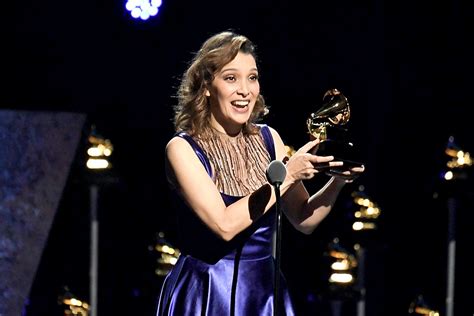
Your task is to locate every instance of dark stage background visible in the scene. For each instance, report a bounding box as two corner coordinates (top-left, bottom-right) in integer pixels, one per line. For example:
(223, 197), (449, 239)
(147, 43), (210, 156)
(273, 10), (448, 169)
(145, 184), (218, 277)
(2, 0), (473, 315)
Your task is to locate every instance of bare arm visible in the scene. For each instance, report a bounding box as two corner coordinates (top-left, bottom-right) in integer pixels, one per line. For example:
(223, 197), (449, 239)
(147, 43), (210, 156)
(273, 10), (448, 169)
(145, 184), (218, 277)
(269, 127), (364, 234)
(167, 136), (283, 241)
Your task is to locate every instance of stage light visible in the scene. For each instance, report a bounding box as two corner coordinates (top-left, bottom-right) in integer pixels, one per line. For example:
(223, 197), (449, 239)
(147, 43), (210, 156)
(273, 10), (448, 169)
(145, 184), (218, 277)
(329, 272), (353, 284)
(125, 0), (163, 20)
(150, 232), (180, 276)
(326, 238), (357, 286)
(59, 288), (90, 316)
(86, 127), (113, 170)
(85, 126), (115, 316)
(445, 136), (472, 168)
(441, 136), (472, 181)
(439, 136), (472, 316)
(351, 186), (381, 231)
(408, 295), (440, 316)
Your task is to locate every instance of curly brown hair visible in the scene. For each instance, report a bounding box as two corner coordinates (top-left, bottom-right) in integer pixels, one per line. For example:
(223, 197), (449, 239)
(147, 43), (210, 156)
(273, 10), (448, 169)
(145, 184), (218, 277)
(173, 31), (269, 138)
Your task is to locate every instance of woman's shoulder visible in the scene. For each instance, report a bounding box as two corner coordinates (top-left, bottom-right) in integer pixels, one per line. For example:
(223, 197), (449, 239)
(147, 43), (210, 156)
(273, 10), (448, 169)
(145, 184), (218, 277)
(255, 123), (277, 133)
(255, 123), (281, 140)
(166, 132), (193, 154)
(166, 131), (206, 160)
(167, 130), (195, 143)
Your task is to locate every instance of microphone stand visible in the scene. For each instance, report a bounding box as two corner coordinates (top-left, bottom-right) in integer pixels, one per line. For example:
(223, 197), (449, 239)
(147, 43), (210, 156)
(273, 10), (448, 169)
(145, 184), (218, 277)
(273, 180), (282, 316)
(445, 197), (456, 316)
(266, 160), (287, 316)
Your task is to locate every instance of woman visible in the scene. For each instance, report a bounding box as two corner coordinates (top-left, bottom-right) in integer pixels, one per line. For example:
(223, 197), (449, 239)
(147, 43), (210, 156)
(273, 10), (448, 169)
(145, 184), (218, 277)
(156, 30), (364, 316)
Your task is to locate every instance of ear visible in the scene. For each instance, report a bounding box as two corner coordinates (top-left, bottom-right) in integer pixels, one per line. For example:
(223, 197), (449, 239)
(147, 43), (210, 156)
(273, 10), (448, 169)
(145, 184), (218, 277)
(205, 88), (210, 97)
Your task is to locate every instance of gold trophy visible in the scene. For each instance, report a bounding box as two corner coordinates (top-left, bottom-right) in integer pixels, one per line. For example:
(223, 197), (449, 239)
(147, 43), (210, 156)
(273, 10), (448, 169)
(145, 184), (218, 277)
(307, 88), (363, 175)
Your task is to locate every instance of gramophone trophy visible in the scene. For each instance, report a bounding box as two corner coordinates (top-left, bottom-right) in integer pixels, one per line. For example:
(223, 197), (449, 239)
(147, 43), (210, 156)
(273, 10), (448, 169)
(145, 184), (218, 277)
(307, 88), (363, 175)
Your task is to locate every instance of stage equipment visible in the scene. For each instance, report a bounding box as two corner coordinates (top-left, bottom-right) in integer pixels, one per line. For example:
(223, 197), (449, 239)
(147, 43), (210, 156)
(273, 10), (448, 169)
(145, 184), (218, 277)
(327, 238), (358, 286)
(86, 126), (114, 316)
(266, 160), (287, 316)
(351, 187), (381, 231)
(86, 126), (113, 170)
(59, 288), (90, 316)
(408, 295), (440, 316)
(306, 88), (363, 176)
(151, 232), (181, 276)
(441, 136), (472, 316)
(442, 136), (472, 181)
(323, 238), (359, 316)
(348, 185), (382, 316)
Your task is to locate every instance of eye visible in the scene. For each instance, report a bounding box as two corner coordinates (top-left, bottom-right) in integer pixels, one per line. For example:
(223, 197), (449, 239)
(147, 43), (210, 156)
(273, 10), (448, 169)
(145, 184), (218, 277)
(249, 74), (259, 81)
(224, 75), (236, 82)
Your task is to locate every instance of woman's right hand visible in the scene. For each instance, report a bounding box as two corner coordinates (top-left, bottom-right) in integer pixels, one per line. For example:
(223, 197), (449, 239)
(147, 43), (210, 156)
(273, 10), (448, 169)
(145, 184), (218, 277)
(283, 139), (343, 183)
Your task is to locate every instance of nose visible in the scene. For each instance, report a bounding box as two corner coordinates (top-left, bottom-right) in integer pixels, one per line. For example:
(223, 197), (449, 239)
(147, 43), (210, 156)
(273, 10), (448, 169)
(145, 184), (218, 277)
(237, 82), (250, 97)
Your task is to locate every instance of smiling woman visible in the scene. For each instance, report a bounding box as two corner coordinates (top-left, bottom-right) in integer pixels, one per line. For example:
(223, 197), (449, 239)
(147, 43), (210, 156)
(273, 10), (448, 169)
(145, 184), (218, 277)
(205, 51), (260, 136)
(155, 30), (364, 316)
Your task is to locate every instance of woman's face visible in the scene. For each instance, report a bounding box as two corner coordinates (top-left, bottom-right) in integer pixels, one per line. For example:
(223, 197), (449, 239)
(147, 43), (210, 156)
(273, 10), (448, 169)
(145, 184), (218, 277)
(206, 51), (260, 135)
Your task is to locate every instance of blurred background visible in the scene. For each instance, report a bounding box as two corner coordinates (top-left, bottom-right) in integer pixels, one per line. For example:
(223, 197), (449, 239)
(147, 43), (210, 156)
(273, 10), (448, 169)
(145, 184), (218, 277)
(1, 0), (473, 315)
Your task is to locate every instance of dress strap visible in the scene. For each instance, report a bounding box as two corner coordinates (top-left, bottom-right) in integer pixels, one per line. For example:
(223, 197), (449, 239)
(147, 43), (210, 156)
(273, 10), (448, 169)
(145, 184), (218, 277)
(258, 124), (276, 161)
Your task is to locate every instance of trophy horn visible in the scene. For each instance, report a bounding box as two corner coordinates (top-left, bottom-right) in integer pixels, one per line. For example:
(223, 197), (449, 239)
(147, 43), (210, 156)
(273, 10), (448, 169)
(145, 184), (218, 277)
(307, 88), (351, 140)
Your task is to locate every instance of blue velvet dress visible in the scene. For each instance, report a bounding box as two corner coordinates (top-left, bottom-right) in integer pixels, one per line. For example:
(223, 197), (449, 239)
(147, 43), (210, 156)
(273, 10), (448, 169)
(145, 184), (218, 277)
(156, 125), (296, 316)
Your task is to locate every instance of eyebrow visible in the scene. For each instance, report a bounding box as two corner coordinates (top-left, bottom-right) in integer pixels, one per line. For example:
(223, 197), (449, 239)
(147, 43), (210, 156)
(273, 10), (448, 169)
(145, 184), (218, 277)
(221, 67), (258, 73)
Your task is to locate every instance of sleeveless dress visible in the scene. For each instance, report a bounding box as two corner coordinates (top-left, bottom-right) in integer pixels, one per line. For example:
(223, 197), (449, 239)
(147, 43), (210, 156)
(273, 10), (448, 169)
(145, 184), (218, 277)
(156, 124), (296, 316)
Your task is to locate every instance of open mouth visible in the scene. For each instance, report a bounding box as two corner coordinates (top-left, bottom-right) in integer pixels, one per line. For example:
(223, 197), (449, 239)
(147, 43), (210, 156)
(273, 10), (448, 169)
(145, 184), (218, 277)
(231, 100), (250, 108)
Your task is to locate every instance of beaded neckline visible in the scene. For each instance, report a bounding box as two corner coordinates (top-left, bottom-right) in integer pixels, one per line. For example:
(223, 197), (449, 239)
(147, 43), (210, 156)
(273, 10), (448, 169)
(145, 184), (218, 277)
(196, 127), (270, 196)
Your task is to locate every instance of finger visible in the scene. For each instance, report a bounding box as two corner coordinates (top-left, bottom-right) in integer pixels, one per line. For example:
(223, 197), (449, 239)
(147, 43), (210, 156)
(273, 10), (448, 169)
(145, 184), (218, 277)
(349, 166), (365, 173)
(313, 160), (343, 170)
(295, 139), (319, 154)
(308, 155), (336, 165)
(305, 168), (319, 179)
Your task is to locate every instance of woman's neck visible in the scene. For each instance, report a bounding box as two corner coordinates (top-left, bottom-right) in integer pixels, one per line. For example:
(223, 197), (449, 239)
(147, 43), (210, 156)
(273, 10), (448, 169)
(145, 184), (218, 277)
(209, 121), (243, 138)
(210, 124), (243, 138)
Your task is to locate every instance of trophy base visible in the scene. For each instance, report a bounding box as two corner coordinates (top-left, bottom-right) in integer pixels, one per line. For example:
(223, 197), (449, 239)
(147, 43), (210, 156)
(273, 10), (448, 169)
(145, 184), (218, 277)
(314, 139), (364, 175)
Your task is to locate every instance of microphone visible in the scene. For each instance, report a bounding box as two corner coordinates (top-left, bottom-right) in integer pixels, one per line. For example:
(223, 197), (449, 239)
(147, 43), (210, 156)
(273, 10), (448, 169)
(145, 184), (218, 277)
(266, 160), (287, 186)
(266, 160), (286, 316)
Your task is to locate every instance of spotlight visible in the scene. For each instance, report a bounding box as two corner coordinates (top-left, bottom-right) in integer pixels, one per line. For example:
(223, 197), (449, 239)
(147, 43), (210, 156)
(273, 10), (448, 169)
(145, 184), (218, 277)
(125, 0), (163, 20)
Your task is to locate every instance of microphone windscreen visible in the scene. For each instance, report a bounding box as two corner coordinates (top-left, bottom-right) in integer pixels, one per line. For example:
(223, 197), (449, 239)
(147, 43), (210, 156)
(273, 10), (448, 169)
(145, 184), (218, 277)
(266, 160), (287, 185)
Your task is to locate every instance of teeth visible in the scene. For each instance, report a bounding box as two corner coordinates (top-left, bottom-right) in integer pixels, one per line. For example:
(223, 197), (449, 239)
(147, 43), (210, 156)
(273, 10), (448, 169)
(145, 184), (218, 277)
(232, 101), (249, 107)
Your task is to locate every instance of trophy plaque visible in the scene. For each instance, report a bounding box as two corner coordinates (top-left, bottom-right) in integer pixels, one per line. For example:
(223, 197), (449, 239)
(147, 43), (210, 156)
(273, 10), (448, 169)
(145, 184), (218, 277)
(306, 88), (363, 176)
